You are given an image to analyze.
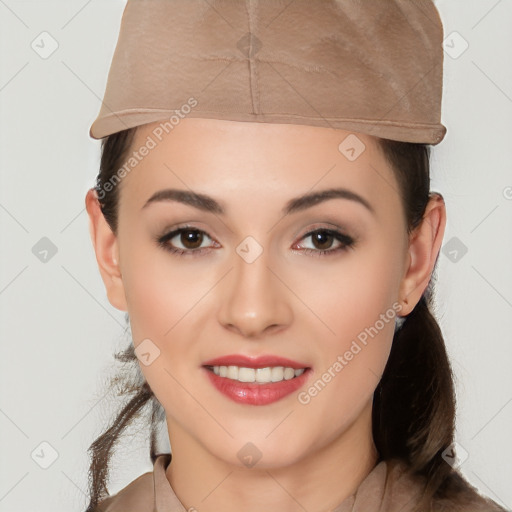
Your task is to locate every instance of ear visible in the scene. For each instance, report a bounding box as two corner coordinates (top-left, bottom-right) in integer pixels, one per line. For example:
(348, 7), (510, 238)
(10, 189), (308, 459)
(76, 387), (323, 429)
(398, 193), (446, 316)
(85, 188), (128, 312)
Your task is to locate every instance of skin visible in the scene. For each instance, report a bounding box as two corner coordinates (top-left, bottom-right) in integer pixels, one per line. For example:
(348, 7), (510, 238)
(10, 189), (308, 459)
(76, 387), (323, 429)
(86, 118), (446, 512)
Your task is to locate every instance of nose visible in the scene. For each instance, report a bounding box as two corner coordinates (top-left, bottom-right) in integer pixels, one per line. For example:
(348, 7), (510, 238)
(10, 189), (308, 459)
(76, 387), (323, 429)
(217, 248), (294, 339)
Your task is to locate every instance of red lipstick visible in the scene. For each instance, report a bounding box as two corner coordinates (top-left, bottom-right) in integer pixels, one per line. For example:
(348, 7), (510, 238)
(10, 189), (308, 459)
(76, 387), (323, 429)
(202, 354), (311, 406)
(202, 354), (307, 369)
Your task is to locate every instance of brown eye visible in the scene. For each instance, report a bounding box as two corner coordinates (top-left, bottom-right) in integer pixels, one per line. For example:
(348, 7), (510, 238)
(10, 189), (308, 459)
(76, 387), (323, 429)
(294, 228), (355, 257)
(311, 230), (335, 250)
(157, 227), (215, 255)
(180, 229), (204, 249)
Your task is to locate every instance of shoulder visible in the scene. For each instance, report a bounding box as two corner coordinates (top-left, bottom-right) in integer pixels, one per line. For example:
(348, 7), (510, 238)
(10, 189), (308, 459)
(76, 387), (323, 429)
(431, 470), (509, 512)
(95, 471), (154, 512)
(385, 459), (508, 512)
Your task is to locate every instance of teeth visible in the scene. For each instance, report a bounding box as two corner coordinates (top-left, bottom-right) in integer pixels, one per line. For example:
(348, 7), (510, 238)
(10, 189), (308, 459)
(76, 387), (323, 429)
(210, 365), (305, 384)
(238, 367), (254, 382)
(256, 367), (271, 382)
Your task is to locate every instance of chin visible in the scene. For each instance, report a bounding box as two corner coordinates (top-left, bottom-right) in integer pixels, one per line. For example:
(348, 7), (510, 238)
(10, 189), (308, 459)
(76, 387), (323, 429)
(205, 428), (312, 470)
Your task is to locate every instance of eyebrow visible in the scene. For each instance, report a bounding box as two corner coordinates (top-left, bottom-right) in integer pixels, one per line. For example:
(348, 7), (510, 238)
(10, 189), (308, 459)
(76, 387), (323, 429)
(142, 187), (375, 216)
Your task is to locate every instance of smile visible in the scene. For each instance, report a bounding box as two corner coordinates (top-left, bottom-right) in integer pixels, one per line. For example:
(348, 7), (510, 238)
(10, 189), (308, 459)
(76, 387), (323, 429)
(201, 354), (311, 405)
(207, 365), (305, 383)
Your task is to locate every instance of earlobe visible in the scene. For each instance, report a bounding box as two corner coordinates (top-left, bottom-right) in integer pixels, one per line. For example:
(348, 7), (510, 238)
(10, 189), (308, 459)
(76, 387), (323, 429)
(85, 188), (128, 312)
(399, 193), (446, 316)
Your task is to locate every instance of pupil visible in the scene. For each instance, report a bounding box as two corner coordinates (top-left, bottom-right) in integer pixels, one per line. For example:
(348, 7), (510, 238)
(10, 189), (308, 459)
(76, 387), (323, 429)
(313, 231), (332, 250)
(182, 229), (203, 249)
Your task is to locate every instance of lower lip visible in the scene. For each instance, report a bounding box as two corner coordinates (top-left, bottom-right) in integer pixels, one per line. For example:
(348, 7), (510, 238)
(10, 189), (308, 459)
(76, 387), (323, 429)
(203, 367), (310, 406)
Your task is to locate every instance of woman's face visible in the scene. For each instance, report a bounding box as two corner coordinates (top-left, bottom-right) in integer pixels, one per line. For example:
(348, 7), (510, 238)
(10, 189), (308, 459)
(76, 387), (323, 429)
(109, 118), (412, 468)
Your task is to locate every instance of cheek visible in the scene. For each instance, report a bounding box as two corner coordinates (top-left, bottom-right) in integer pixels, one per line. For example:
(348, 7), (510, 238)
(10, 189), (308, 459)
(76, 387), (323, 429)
(290, 238), (403, 417)
(118, 249), (202, 417)
(120, 238), (215, 341)
(117, 239), (225, 406)
(291, 301), (397, 454)
(288, 237), (404, 350)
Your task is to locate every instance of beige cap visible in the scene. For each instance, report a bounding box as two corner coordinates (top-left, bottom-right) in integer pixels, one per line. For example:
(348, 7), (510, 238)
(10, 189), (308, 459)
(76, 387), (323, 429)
(89, 0), (447, 145)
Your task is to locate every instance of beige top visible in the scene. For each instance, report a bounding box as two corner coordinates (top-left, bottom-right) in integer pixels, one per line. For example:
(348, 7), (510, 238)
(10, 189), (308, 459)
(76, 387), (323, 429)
(96, 454), (508, 512)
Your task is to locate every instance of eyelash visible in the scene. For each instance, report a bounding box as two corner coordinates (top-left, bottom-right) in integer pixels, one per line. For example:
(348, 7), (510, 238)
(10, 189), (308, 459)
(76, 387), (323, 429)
(156, 225), (355, 258)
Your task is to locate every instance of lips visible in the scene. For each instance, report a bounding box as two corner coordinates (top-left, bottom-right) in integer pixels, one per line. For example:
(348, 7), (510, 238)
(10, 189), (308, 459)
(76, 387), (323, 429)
(201, 354), (311, 406)
(202, 354), (308, 369)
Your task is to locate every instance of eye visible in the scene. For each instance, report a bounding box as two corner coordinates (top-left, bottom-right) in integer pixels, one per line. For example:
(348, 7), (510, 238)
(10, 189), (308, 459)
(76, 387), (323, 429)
(294, 228), (355, 256)
(157, 226), (218, 256)
(156, 225), (355, 258)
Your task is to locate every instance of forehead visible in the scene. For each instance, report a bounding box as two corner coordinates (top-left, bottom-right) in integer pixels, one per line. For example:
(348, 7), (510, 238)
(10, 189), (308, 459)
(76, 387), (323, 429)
(118, 118), (400, 215)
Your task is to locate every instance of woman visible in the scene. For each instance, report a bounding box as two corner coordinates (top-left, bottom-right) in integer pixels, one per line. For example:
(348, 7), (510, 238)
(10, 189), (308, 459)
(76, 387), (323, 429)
(83, 1), (508, 511)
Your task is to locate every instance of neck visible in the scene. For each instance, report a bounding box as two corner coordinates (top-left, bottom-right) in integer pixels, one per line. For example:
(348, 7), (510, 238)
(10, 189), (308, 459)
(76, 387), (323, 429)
(165, 400), (379, 512)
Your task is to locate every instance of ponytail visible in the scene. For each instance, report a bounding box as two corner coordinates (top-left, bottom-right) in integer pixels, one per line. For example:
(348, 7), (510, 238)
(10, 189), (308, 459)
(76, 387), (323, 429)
(85, 341), (158, 512)
(372, 284), (457, 507)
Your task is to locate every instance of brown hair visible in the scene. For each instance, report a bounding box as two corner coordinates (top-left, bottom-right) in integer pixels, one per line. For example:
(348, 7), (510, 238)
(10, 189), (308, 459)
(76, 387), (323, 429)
(84, 128), (458, 512)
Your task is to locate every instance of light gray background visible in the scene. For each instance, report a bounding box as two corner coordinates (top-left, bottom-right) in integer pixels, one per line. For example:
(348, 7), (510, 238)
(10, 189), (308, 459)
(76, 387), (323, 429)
(0, 1), (511, 511)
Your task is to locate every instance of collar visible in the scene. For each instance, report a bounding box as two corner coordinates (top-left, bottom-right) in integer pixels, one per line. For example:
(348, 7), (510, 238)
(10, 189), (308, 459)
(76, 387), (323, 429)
(100, 454), (426, 512)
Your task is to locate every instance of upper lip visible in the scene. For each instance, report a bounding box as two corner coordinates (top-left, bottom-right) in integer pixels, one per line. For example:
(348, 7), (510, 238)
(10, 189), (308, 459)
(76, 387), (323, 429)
(202, 354), (309, 369)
